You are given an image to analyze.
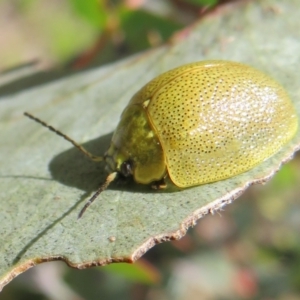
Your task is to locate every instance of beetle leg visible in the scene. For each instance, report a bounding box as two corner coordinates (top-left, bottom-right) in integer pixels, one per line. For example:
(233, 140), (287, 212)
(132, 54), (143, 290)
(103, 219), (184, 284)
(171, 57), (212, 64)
(151, 178), (167, 190)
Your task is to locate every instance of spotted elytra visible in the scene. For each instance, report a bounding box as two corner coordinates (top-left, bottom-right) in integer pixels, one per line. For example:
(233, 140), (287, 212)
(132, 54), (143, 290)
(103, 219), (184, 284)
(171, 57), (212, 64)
(24, 60), (298, 218)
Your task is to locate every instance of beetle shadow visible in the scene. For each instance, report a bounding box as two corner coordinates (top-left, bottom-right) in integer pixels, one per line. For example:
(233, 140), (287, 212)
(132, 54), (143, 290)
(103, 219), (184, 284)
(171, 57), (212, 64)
(49, 132), (181, 197)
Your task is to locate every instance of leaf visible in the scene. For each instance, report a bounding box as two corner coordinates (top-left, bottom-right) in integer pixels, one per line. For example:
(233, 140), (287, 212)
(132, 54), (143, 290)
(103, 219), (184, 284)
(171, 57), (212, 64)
(68, 0), (107, 29)
(101, 261), (160, 285)
(1, 0), (300, 291)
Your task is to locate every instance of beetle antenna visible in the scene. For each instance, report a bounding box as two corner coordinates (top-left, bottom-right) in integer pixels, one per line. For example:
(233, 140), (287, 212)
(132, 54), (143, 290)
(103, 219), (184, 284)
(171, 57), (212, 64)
(78, 172), (118, 219)
(24, 112), (103, 162)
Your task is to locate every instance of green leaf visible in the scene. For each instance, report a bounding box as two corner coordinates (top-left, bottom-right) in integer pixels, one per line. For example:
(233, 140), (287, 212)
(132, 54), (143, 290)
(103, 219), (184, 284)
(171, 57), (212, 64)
(120, 8), (183, 52)
(101, 261), (160, 285)
(185, 0), (218, 7)
(1, 0), (300, 291)
(68, 0), (107, 29)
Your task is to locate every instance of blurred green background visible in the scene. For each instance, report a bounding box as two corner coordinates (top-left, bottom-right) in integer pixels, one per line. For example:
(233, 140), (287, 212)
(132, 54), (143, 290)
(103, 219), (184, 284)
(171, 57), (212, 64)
(1, 0), (300, 299)
(0, 0), (213, 71)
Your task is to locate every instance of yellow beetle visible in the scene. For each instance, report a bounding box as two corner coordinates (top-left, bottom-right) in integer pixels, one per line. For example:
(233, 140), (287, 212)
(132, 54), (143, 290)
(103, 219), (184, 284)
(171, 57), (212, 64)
(25, 60), (298, 218)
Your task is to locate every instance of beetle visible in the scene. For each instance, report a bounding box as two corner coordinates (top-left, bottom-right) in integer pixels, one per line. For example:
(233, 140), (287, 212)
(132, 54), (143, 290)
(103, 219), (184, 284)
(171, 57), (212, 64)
(24, 60), (298, 218)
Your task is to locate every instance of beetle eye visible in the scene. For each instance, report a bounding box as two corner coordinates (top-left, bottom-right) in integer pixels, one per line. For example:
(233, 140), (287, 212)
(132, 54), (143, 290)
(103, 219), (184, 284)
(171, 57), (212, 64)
(120, 161), (133, 177)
